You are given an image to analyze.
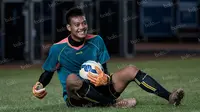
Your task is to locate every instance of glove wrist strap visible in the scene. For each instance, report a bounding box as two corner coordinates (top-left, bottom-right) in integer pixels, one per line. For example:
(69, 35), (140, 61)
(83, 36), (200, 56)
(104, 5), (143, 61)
(106, 75), (111, 84)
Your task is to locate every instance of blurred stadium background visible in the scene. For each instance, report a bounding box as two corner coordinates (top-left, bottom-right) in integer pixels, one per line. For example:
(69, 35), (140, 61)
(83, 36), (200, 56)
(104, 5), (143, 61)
(0, 0), (200, 64)
(0, 0), (200, 112)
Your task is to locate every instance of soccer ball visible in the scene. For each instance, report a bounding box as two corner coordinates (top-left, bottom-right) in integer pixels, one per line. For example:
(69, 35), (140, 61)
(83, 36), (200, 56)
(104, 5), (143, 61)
(79, 60), (103, 79)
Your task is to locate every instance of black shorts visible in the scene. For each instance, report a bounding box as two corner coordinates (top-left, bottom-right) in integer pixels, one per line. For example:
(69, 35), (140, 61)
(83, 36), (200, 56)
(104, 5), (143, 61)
(66, 76), (121, 107)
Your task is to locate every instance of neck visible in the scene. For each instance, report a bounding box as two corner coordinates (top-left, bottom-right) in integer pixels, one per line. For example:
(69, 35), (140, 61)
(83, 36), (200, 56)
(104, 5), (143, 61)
(68, 35), (85, 47)
(71, 35), (83, 42)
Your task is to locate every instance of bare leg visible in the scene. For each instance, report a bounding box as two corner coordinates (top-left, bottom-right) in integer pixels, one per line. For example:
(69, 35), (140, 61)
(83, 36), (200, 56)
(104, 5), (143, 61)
(111, 65), (184, 106)
(66, 74), (137, 108)
(66, 74), (116, 106)
(111, 65), (139, 93)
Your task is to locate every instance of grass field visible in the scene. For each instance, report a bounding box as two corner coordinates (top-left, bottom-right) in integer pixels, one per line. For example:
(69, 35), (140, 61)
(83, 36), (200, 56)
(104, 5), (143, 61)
(0, 58), (200, 112)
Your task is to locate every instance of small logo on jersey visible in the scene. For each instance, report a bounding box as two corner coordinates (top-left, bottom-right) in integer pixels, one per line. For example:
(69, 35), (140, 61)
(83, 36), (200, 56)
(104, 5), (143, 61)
(76, 51), (83, 55)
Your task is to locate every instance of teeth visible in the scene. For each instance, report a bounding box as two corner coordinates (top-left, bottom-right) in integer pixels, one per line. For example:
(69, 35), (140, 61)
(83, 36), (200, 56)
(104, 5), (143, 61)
(79, 31), (84, 34)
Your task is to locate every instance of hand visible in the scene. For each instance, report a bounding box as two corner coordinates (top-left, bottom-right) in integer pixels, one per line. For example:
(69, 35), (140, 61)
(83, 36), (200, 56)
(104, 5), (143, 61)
(87, 66), (110, 86)
(32, 82), (47, 99)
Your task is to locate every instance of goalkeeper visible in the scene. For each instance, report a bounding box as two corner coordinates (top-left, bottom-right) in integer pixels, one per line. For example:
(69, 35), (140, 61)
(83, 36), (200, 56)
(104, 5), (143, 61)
(32, 7), (184, 108)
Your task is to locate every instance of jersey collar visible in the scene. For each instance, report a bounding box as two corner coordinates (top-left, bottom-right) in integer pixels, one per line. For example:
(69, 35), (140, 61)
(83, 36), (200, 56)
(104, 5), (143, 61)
(68, 35), (85, 47)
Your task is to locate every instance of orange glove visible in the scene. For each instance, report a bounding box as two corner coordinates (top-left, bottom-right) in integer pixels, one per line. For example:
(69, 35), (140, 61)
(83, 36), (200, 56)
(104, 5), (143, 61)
(32, 82), (47, 99)
(87, 66), (110, 86)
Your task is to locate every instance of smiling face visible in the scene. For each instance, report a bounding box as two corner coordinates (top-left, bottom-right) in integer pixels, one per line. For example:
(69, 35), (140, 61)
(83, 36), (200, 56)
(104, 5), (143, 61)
(67, 16), (88, 41)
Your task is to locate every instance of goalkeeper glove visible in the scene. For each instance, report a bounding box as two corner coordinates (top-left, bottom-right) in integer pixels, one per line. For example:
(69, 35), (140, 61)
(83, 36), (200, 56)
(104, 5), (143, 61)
(32, 82), (47, 99)
(87, 66), (110, 86)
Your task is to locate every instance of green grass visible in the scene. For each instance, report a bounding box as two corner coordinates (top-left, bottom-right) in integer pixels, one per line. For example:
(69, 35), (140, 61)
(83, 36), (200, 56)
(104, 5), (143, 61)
(0, 58), (200, 112)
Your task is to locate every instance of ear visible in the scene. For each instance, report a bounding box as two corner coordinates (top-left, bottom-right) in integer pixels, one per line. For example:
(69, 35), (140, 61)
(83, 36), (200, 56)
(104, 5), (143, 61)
(66, 24), (71, 31)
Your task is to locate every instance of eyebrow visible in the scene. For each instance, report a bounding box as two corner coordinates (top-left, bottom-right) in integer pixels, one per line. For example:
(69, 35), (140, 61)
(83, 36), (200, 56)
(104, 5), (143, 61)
(73, 20), (86, 24)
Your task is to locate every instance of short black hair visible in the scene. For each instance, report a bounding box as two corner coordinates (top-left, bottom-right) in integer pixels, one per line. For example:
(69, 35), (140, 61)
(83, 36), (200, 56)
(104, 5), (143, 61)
(65, 7), (85, 24)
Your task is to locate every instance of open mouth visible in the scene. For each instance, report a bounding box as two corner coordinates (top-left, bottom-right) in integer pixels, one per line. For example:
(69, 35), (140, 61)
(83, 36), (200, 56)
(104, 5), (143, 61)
(77, 30), (87, 36)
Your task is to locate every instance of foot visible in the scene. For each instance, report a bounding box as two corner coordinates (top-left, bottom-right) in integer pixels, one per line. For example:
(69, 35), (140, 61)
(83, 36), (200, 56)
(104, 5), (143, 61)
(112, 98), (137, 108)
(169, 88), (184, 106)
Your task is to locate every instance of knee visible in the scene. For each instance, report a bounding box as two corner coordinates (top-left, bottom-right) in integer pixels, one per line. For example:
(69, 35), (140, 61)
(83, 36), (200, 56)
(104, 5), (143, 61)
(124, 65), (139, 79)
(66, 74), (83, 91)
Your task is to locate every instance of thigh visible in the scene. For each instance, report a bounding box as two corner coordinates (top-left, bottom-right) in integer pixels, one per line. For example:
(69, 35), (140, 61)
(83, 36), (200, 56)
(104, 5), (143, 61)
(66, 80), (97, 107)
(66, 80), (116, 107)
(111, 66), (139, 93)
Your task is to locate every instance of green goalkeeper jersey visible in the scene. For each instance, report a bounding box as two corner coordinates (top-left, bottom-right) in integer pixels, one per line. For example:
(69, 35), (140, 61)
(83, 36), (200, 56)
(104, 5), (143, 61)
(42, 34), (110, 101)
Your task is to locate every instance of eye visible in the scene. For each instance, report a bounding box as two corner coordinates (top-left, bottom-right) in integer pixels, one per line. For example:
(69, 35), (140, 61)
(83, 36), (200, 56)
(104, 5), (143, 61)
(74, 23), (80, 27)
(83, 21), (87, 25)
